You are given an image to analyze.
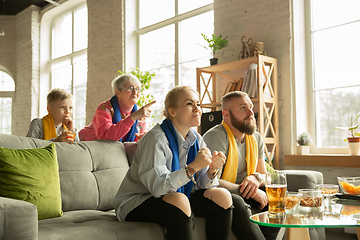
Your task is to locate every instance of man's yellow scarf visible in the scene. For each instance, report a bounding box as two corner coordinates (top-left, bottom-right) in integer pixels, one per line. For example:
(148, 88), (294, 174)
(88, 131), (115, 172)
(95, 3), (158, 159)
(221, 121), (258, 183)
(42, 115), (68, 140)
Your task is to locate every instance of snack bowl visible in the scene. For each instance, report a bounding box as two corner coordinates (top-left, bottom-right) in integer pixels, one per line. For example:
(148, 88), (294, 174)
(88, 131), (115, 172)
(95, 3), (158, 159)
(298, 189), (323, 208)
(316, 184), (339, 196)
(337, 177), (360, 195)
(284, 193), (301, 211)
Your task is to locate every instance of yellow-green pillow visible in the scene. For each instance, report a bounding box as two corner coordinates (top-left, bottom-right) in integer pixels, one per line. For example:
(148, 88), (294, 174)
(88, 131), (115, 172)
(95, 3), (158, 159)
(0, 143), (62, 220)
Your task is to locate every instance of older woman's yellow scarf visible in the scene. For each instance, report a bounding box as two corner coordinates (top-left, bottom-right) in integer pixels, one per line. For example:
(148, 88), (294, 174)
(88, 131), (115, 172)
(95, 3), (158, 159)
(42, 114), (68, 140)
(221, 121), (258, 183)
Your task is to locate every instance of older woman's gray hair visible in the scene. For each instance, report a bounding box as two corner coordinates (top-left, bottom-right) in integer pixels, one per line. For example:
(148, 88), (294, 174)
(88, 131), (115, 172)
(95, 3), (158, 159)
(111, 74), (141, 95)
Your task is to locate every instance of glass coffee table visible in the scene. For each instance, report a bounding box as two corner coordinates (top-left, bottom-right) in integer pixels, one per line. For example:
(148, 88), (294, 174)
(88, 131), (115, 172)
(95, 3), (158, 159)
(250, 198), (360, 240)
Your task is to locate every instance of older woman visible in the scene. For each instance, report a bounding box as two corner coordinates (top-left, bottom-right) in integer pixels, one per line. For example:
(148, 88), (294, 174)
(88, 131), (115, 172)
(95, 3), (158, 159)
(79, 74), (155, 142)
(114, 86), (234, 240)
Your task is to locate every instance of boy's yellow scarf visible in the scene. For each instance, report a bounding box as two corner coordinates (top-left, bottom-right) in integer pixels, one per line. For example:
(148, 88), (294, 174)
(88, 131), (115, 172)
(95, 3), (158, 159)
(221, 121), (258, 183)
(42, 114), (68, 140)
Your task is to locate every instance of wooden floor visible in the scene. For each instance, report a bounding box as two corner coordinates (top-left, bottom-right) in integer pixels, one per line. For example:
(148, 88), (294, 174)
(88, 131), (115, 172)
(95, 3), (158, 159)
(325, 228), (357, 240)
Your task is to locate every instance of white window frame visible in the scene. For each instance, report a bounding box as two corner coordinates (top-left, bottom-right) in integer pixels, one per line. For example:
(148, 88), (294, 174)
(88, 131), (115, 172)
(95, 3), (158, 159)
(124, 0), (213, 85)
(39, 0), (87, 118)
(293, 0), (351, 154)
(0, 66), (15, 134)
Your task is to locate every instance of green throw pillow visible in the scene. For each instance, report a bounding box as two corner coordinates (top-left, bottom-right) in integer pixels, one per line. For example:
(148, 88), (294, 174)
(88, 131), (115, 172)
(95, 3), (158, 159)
(0, 143), (63, 220)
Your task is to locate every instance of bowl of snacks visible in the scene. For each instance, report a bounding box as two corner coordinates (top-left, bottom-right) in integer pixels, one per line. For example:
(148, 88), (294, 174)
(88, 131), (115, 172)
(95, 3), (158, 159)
(284, 193), (301, 211)
(337, 177), (360, 195)
(316, 184), (339, 196)
(298, 189), (323, 208)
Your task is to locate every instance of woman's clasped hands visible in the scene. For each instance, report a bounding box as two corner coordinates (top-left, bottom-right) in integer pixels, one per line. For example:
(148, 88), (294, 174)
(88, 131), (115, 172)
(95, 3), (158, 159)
(188, 147), (225, 177)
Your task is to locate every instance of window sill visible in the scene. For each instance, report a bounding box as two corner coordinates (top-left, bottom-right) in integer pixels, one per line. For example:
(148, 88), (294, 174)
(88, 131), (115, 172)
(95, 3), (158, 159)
(284, 155), (360, 168)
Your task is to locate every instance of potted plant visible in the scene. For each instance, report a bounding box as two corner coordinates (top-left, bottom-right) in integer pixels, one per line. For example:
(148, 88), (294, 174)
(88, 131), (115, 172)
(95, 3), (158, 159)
(296, 132), (312, 155)
(200, 33), (229, 65)
(335, 113), (360, 155)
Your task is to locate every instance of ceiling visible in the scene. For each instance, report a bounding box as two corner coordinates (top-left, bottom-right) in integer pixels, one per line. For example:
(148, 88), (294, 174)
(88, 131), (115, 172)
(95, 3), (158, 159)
(0, 0), (54, 15)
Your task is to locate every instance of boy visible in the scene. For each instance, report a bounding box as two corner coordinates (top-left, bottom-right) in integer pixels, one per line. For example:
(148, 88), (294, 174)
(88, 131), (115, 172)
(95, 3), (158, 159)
(26, 88), (79, 142)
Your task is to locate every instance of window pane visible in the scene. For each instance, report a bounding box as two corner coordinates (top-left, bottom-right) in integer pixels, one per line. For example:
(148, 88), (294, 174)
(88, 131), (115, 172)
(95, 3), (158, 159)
(180, 11), (214, 63)
(139, 0), (174, 28)
(315, 87), (360, 148)
(73, 59), (87, 129)
(53, 13), (72, 58)
(311, 0), (360, 31)
(74, 6), (88, 52)
(313, 21), (360, 90)
(140, 25), (175, 70)
(0, 71), (15, 91)
(146, 66), (175, 125)
(178, 0), (212, 14)
(180, 57), (209, 90)
(51, 65), (72, 92)
(0, 98), (12, 134)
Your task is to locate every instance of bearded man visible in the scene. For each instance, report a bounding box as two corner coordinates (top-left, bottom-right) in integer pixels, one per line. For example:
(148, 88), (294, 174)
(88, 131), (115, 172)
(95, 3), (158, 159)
(203, 91), (279, 240)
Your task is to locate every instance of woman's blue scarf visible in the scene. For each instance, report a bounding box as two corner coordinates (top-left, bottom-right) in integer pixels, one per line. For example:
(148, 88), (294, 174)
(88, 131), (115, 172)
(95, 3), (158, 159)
(160, 119), (199, 198)
(110, 95), (138, 142)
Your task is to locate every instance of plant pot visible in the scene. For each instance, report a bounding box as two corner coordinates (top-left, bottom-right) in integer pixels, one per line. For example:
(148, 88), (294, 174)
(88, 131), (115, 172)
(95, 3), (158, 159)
(210, 58), (218, 65)
(297, 145), (310, 155)
(347, 137), (360, 156)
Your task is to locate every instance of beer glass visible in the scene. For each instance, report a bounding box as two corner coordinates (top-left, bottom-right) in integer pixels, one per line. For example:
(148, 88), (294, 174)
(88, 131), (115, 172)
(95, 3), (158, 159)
(265, 172), (287, 217)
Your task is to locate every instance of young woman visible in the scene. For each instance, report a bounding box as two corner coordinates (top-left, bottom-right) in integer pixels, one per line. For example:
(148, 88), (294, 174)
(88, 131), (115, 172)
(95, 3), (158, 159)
(114, 86), (233, 240)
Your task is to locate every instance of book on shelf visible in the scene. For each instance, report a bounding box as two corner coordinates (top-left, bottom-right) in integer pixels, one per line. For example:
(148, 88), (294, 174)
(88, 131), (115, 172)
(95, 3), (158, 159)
(247, 63), (258, 98)
(235, 78), (244, 91)
(241, 70), (250, 93)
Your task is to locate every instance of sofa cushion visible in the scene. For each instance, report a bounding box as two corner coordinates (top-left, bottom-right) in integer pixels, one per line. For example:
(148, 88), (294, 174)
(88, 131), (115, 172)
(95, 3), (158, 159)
(0, 134), (130, 212)
(0, 143), (62, 220)
(0, 197), (38, 240)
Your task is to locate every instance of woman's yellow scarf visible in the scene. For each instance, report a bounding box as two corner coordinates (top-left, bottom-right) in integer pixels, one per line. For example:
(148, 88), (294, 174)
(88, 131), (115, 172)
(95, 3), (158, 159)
(221, 121), (258, 183)
(42, 114), (68, 140)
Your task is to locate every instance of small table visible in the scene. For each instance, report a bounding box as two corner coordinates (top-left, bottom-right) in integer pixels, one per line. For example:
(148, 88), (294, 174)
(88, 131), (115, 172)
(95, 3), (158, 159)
(250, 198), (360, 240)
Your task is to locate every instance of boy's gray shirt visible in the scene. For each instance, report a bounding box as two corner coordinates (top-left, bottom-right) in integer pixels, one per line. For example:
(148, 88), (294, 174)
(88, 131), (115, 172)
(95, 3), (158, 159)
(203, 124), (264, 184)
(26, 118), (79, 142)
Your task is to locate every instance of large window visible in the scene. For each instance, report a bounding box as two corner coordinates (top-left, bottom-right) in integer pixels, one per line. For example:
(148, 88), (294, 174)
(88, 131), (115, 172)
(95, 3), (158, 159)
(50, 4), (87, 129)
(0, 70), (15, 134)
(136, 0), (214, 124)
(308, 0), (360, 153)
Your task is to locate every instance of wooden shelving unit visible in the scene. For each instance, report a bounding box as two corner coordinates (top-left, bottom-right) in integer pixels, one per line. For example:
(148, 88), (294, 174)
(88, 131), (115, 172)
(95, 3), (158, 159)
(196, 55), (279, 168)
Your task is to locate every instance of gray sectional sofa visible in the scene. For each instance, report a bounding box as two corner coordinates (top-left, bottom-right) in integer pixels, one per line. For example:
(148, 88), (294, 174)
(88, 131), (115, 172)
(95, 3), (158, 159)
(0, 133), (324, 240)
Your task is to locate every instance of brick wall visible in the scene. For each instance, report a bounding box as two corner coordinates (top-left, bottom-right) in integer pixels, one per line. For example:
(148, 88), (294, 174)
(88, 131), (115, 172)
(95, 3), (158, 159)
(0, 16), (16, 78)
(214, 0), (292, 159)
(12, 6), (40, 136)
(86, 0), (124, 124)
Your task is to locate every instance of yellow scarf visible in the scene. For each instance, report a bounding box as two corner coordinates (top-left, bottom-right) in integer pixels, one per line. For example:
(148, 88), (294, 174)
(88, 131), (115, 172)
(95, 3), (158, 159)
(221, 121), (258, 183)
(42, 114), (68, 140)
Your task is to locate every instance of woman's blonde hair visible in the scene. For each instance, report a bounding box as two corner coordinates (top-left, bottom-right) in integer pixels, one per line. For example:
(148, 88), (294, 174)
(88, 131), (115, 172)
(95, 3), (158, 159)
(162, 86), (199, 119)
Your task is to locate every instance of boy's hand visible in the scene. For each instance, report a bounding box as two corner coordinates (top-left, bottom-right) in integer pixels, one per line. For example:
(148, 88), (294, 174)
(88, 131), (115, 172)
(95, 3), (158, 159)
(54, 131), (73, 143)
(63, 118), (74, 130)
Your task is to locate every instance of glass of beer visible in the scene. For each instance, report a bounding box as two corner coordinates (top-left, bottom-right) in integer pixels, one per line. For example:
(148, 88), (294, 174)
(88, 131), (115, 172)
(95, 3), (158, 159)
(265, 172), (287, 217)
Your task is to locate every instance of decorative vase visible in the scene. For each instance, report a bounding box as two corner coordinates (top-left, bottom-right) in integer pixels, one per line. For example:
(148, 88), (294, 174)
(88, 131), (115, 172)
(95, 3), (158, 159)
(210, 58), (218, 65)
(296, 145), (310, 155)
(347, 137), (360, 156)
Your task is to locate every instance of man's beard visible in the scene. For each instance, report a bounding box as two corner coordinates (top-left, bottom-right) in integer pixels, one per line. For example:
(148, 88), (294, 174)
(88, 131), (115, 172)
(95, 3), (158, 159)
(229, 110), (257, 135)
